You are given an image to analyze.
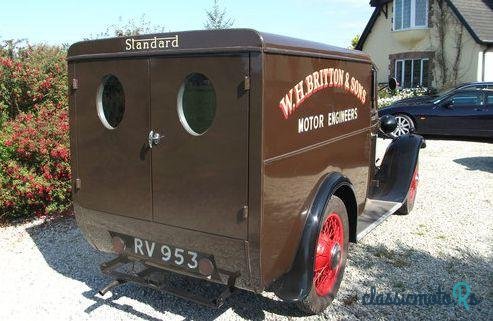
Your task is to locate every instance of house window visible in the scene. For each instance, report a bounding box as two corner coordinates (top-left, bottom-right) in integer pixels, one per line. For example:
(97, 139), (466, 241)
(395, 58), (429, 88)
(394, 0), (428, 30)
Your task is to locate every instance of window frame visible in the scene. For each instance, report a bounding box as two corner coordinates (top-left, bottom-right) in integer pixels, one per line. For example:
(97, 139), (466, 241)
(485, 91), (493, 105)
(394, 58), (430, 88)
(444, 90), (484, 107)
(96, 74), (125, 130)
(177, 72), (217, 136)
(394, 0), (429, 31)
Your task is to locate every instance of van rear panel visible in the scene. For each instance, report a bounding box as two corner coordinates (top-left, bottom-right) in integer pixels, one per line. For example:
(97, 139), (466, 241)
(72, 55), (249, 239)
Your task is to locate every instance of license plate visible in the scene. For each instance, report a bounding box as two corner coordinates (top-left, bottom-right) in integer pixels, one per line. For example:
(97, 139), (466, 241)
(112, 233), (203, 272)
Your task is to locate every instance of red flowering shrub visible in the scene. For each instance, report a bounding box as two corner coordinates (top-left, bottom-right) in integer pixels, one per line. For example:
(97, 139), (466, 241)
(0, 42), (70, 220)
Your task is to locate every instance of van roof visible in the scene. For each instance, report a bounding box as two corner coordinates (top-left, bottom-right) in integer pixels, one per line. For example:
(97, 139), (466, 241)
(67, 29), (371, 63)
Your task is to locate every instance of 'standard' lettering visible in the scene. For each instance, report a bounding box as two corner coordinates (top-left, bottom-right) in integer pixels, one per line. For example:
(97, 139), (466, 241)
(124, 35), (180, 51)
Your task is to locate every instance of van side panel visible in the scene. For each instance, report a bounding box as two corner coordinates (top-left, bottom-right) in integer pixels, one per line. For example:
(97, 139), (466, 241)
(261, 53), (372, 287)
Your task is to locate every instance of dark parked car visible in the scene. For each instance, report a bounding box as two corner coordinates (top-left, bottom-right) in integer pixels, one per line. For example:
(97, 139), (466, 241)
(379, 82), (493, 138)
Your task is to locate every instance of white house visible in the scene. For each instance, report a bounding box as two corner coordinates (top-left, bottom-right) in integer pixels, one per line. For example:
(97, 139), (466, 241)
(357, 0), (493, 89)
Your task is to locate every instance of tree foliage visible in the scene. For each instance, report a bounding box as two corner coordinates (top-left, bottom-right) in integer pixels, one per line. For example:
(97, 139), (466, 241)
(349, 34), (360, 49)
(86, 14), (166, 39)
(0, 43), (70, 220)
(204, 0), (234, 30)
(433, 0), (464, 89)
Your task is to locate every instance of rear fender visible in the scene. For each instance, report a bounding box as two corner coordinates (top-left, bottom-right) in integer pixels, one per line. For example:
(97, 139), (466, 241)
(274, 173), (354, 301)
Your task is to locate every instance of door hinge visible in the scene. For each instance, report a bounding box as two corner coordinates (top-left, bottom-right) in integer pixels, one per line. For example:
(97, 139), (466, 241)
(72, 78), (78, 90)
(75, 178), (81, 191)
(243, 76), (250, 91)
(240, 205), (248, 221)
(371, 179), (380, 188)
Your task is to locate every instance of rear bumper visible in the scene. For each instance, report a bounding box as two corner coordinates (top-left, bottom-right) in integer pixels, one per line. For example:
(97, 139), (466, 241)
(74, 203), (255, 292)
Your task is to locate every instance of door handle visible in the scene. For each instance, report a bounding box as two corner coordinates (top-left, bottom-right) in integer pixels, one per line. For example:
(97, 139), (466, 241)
(474, 108), (485, 112)
(148, 130), (164, 148)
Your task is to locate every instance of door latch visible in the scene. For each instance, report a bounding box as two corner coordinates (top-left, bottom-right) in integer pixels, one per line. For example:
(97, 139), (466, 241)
(148, 130), (164, 148)
(243, 76), (250, 91)
(72, 78), (78, 90)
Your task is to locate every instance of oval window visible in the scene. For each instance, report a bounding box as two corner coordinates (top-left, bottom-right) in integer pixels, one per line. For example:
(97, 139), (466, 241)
(178, 73), (217, 136)
(97, 75), (125, 129)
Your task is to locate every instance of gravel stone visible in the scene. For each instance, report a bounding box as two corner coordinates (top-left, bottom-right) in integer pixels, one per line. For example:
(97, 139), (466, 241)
(0, 138), (491, 320)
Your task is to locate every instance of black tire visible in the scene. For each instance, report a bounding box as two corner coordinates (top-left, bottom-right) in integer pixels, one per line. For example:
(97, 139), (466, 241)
(296, 195), (349, 315)
(397, 164), (419, 215)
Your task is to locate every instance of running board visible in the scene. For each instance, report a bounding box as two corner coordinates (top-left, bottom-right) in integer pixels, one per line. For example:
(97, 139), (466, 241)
(356, 199), (402, 241)
(98, 255), (238, 308)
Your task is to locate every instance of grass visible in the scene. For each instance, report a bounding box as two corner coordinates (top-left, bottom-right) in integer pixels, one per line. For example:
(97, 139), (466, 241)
(341, 294), (359, 306)
(372, 245), (412, 268)
(413, 223), (428, 236)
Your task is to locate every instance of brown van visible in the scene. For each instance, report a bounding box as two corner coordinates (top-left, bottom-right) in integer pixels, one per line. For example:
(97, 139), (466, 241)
(68, 29), (425, 314)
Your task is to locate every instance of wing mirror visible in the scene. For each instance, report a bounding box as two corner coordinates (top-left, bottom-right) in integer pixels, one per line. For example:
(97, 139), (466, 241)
(388, 77), (398, 91)
(379, 115), (397, 136)
(379, 77), (398, 92)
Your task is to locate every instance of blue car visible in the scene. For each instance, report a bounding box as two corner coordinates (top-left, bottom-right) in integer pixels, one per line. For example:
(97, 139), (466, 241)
(379, 82), (493, 138)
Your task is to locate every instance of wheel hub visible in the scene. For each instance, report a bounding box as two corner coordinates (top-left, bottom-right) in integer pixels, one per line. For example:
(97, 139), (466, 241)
(329, 243), (341, 270)
(393, 115), (413, 136)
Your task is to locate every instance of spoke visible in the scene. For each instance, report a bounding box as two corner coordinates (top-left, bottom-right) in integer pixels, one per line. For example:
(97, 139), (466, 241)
(314, 213), (344, 296)
(317, 265), (331, 284)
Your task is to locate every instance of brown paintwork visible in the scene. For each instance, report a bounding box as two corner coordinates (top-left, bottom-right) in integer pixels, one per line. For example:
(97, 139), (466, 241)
(74, 59), (152, 220)
(150, 55), (250, 239)
(260, 54), (373, 286)
(68, 29), (375, 293)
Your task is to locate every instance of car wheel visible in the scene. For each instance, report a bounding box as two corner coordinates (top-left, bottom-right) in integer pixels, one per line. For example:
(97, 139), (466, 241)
(397, 165), (419, 215)
(296, 196), (349, 315)
(392, 114), (415, 137)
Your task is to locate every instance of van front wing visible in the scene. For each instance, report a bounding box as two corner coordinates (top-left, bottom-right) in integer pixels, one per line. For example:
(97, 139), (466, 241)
(357, 134), (426, 240)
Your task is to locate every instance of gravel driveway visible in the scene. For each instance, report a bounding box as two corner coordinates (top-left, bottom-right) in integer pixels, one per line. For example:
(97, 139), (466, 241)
(1, 138), (492, 321)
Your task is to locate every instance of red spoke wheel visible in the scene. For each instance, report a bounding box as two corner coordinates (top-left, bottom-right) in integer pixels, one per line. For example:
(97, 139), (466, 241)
(397, 164), (419, 215)
(313, 213), (344, 296)
(297, 195), (349, 315)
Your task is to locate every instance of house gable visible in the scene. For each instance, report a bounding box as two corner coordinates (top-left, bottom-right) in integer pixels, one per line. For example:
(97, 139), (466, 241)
(357, 0), (493, 50)
(357, 0), (488, 88)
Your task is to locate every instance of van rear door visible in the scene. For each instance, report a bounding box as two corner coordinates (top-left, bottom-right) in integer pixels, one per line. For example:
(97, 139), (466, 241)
(74, 59), (152, 220)
(150, 55), (249, 239)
